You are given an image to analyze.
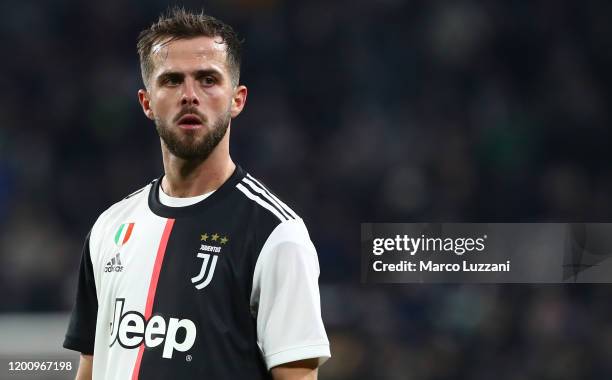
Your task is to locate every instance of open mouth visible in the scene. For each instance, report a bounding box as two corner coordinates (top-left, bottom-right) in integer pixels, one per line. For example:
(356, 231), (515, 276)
(177, 114), (203, 129)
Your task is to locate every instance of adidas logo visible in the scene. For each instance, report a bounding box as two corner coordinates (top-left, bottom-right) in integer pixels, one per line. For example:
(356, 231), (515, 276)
(104, 253), (124, 273)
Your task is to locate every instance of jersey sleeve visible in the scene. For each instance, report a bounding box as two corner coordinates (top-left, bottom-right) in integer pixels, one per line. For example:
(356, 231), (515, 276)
(250, 219), (331, 370)
(63, 231), (98, 355)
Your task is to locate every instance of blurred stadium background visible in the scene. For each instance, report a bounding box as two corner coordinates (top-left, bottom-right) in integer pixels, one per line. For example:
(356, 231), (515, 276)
(2, 0), (612, 379)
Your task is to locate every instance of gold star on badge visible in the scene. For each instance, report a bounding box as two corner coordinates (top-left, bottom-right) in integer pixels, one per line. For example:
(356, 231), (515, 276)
(201, 233), (209, 241)
(220, 236), (229, 245)
(211, 233), (219, 242)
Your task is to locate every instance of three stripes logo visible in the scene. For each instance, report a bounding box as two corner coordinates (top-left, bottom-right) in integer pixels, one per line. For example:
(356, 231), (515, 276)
(105, 253), (123, 273)
(105, 223), (134, 274)
(235, 174), (298, 222)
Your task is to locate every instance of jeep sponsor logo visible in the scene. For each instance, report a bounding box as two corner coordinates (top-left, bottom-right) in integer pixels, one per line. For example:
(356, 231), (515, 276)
(109, 298), (196, 359)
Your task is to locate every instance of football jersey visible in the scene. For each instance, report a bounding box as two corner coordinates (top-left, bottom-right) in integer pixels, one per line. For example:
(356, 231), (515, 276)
(63, 165), (330, 379)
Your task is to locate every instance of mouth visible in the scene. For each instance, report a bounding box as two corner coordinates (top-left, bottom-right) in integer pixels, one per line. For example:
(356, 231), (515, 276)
(177, 114), (203, 130)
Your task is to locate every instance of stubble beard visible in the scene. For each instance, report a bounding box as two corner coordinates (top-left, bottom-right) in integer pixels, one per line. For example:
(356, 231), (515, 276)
(155, 111), (231, 162)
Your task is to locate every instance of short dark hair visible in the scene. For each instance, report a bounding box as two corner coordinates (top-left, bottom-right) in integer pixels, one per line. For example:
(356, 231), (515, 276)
(137, 7), (242, 88)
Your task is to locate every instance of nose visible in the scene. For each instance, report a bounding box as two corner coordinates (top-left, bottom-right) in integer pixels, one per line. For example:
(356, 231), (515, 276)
(181, 79), (200, 106)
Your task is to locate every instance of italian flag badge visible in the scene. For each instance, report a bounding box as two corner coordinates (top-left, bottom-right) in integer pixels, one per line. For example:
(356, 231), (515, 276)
(114, 223), (135, 247)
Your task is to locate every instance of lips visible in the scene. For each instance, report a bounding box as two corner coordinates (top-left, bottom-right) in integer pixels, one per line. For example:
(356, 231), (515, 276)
(177, 114), (203, 130)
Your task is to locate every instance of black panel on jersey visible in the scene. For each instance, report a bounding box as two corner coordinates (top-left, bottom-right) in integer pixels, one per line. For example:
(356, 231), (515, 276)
(138, 166), (281, 379)
(64, 232), (98, 355)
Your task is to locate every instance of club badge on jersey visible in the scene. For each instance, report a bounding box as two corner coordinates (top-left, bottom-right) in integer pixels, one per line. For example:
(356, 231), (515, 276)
(191, 232), (229, 289)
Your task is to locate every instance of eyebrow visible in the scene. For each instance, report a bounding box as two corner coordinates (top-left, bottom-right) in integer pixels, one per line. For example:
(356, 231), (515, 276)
(156, 69), (224, 84)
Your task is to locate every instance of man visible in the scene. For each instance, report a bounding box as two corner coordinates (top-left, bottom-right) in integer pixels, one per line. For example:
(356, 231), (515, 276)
(63, 8), (330, 380)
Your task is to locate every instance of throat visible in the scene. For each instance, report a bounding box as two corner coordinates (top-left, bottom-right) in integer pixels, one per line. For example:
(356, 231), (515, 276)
(161, 158), (236, 198)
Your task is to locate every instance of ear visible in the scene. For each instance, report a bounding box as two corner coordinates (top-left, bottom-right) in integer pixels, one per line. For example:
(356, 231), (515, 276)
(230, 85), (248, 118)
(138, 89), (155, 120)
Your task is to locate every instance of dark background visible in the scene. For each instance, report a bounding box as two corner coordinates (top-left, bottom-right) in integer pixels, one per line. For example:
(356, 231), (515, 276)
(2, 0), (612, 379)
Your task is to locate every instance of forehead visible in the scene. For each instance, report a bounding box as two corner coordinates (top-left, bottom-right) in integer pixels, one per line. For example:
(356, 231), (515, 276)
(151, 36), (229, 75)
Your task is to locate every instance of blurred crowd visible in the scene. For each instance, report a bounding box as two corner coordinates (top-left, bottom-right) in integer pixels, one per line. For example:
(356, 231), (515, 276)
(1, 0), (612, 378)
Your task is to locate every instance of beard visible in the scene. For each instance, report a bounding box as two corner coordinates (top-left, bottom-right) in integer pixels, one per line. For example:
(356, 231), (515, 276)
(155, 110), (231, 161)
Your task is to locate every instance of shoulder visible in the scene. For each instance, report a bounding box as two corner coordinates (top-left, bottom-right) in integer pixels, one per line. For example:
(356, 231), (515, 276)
(232, 171), (314, 259)
(97, 180), (153, 222)
(263, 218), (313, 250)
(89, 180), (154, 252)
(233, 171), (301, 225)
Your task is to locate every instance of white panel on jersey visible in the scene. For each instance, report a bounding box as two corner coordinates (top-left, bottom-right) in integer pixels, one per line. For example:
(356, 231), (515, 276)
(250, 218), (331, 369)
(88, 185), (171, 379)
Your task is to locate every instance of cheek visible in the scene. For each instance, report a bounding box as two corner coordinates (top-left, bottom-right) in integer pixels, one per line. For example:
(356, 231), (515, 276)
(201, 83), (228, 99)
(205, 89), (233, 111)
(151, 93), (175, 117)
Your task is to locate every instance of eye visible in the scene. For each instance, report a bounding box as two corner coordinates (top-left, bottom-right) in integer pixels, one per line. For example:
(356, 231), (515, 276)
(159, 75), (182, 87)
(201, 76), (216, 86)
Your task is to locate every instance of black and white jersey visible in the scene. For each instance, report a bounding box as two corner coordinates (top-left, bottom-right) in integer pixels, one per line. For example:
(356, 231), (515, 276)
(63, 165), (330, 379)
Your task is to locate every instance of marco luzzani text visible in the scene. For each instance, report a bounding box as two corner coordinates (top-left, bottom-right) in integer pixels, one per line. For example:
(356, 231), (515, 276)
(372, 235), (511, 273)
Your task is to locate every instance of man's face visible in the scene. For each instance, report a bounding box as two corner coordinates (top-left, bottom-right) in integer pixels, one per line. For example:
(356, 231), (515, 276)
(139, 36), (246, 160)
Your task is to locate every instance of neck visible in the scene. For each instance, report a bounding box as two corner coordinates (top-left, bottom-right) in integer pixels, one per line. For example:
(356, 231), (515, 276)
(160, 134), (235, 198)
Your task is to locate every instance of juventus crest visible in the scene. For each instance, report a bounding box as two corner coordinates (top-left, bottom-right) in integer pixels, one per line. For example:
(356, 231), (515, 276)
(191, 232), (227, 289)
(191, 253), (219, 289)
